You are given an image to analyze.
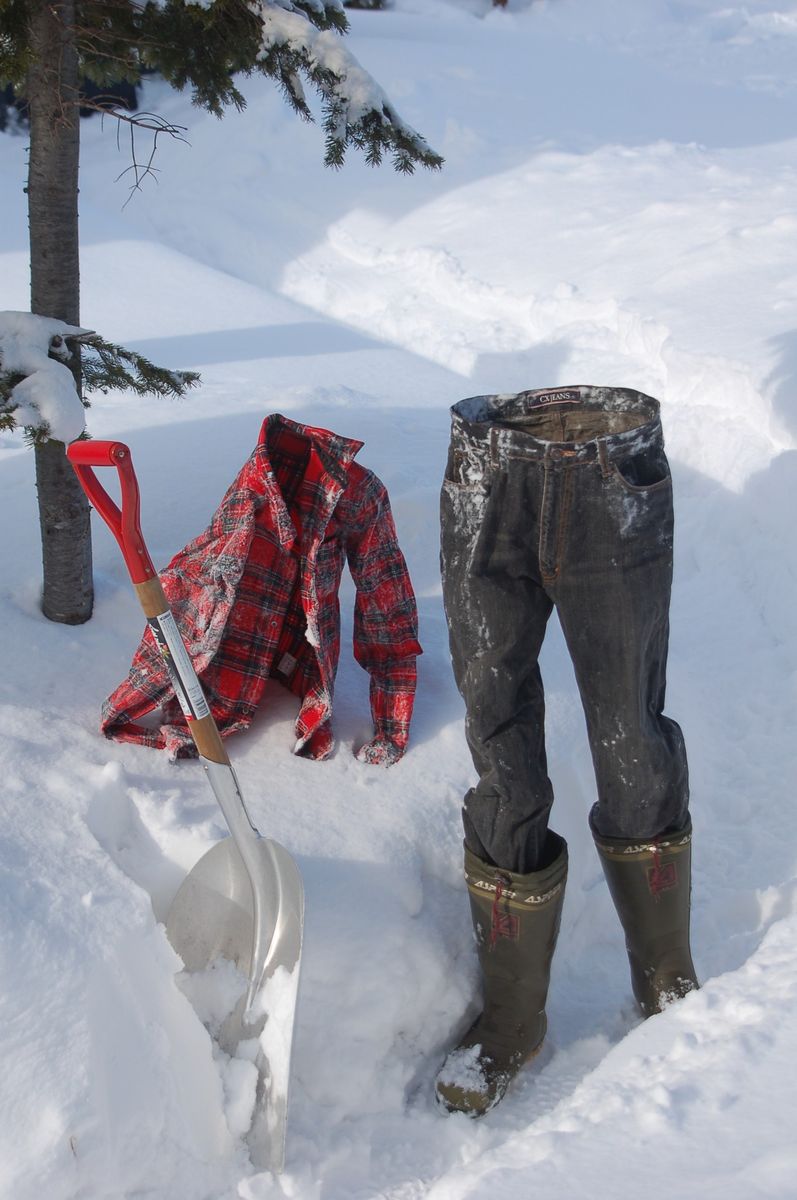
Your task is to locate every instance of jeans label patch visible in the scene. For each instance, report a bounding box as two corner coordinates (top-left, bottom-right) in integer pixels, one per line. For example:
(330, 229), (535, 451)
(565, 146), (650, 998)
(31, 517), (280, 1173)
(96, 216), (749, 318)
(530, 390), (581, 407)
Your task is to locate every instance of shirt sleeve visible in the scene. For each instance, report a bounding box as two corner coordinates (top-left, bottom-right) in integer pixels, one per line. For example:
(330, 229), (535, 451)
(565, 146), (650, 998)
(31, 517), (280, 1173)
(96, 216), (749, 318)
(344, 470), (422, 763)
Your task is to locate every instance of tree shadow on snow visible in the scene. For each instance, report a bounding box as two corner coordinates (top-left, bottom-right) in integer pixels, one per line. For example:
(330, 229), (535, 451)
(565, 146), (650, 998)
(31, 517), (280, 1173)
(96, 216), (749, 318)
(126, 321), (389, 369)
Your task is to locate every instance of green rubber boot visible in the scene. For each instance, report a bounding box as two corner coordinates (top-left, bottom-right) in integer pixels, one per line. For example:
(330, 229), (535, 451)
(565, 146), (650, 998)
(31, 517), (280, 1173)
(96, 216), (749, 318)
(592, 817), (698, 1016)
(435, 834), (567, 1116)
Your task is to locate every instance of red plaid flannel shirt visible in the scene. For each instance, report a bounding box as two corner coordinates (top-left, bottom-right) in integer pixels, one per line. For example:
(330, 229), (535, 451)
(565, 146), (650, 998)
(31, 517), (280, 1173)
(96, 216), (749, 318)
(101, 415), (422, 764)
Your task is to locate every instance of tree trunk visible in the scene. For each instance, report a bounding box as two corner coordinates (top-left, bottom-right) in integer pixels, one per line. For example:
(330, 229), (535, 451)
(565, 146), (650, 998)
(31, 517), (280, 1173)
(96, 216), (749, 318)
(27, 0), (93, 624)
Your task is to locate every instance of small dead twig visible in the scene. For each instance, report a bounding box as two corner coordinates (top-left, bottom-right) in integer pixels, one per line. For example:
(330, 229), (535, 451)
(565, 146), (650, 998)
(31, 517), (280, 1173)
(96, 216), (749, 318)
(85, 105), (189, 204)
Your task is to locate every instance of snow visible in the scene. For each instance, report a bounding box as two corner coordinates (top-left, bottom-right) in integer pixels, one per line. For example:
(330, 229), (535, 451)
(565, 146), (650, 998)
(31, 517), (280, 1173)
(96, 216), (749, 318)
(1, 0), (797, 1197)
(0, 311), (88, 443)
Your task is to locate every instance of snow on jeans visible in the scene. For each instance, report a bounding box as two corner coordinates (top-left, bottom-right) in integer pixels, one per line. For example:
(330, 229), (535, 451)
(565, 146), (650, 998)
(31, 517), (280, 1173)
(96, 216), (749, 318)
(440, 386), (690, 876)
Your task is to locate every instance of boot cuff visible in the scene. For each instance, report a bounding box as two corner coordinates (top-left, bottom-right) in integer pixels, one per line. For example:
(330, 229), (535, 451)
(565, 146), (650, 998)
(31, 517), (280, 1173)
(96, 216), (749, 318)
(589, 807), (692, 861)
(464, 834), (567, 906)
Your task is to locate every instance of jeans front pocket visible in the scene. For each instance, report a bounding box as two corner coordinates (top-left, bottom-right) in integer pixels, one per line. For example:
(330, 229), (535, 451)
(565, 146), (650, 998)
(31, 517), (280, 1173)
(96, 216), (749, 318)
(441, 474), (492, 546)
(605, 453), (674, 552)
(445, 443), (493, 487)
(611, 439), (672, 495)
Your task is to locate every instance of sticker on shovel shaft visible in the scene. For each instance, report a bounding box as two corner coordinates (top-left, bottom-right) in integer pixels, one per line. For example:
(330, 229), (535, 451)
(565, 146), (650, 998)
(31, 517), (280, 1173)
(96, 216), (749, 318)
(148, 611), (211, 722)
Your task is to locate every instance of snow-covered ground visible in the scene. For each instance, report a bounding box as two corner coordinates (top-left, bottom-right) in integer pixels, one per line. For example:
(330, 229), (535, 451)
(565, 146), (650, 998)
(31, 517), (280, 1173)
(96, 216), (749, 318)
(2, 1), (797, 1196)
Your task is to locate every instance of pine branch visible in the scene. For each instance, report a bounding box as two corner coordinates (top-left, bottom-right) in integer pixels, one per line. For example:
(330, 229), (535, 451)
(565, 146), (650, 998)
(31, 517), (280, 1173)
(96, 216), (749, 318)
(1, 317), (199, 447)
(80, 334), (200, 399)
(5, 0), (442, 172)
(0, 371), (22, 410)
(0, 0), (33, 87)
(253, 6), (444, 170)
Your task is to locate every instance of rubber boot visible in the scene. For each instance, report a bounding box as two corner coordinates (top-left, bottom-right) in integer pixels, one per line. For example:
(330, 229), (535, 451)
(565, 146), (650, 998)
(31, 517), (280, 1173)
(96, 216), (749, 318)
(592, 816), (698, 1016)
(435, 834), (567, 1116)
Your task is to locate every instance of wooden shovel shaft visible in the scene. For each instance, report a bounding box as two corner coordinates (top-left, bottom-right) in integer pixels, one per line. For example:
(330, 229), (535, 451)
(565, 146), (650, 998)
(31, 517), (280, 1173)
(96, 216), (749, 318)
(133, 577), (228, 766)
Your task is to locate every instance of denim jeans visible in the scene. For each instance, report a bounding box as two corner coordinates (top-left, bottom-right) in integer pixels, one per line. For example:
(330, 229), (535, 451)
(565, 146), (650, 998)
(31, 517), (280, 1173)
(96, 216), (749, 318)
(440, 386), (689, 875)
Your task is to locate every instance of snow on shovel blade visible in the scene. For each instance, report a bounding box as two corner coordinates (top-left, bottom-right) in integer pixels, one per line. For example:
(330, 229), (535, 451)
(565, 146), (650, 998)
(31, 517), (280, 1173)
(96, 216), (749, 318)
(166, 825), (304, 1173)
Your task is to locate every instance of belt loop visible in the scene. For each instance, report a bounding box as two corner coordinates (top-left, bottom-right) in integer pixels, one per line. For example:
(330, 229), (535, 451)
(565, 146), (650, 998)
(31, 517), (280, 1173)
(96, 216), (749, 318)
(490, 426), (499, 468)
(597, 437), (610, 478)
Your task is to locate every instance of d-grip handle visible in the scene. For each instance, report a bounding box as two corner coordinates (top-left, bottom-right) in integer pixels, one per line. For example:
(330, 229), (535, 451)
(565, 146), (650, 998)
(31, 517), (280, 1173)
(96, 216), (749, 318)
(67, 440), (156, 585)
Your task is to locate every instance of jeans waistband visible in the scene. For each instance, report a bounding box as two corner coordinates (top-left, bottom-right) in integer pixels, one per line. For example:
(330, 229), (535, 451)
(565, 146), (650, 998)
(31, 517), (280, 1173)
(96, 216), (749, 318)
(450, 385), (663, 467)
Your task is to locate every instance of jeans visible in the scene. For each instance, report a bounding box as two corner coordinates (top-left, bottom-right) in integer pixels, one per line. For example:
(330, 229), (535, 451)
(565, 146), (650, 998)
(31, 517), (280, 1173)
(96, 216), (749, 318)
(440, 386), (689, 875)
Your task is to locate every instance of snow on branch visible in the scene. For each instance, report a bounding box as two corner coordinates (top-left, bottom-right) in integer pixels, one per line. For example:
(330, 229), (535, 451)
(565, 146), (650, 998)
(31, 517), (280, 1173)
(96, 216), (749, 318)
(0, 312), (88, 444)
(270, 0), (346, 22)
(0, 311), (200, 446)
(249, 0), (443, 170)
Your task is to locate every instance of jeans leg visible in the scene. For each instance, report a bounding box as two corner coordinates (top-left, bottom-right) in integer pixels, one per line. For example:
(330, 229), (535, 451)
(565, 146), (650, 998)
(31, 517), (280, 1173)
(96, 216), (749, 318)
(553, 458), (689, 840)
(441, 462), (555, 874)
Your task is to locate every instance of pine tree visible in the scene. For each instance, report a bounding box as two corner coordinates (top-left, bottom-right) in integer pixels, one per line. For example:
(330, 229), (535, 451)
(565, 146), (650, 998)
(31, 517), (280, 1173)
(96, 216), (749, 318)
(0, 0), (442, 624)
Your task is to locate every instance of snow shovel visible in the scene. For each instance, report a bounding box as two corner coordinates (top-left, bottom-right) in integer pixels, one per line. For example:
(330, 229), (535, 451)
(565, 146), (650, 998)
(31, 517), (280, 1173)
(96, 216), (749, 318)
(67, 439), (304, 1173)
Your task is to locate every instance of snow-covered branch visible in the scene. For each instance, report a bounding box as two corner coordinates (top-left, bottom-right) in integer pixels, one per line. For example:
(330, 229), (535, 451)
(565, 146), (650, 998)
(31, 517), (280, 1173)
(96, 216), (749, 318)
(250, 0), (443, 169)
(0, 311), (200, 446)
(0, 312), (88, 444)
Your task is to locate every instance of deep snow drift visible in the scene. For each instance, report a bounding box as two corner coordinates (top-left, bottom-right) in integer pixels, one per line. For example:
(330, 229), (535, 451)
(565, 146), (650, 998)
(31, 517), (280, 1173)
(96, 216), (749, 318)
(1, 2), (796, 1198)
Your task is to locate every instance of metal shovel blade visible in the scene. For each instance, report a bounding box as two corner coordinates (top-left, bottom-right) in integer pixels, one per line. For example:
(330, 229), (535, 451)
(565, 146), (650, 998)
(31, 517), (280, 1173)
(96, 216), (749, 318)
(166, 833), (304, 1173)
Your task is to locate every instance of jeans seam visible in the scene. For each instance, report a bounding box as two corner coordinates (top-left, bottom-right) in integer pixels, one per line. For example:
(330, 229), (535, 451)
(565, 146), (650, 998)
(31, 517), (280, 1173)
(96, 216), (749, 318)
(490, 427), (499, 468)
(555, 467), (574, 577)
(539, 463), (555, 581)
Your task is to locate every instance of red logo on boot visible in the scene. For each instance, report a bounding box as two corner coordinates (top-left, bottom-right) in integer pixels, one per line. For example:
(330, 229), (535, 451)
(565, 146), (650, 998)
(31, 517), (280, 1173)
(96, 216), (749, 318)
(648, 861), (677, 896)
(490, 910), (520, 943)
(489, 877), (520, 946)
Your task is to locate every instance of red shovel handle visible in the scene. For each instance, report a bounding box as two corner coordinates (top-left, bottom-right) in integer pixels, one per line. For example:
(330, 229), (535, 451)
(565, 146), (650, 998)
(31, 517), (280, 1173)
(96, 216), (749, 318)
(67, 440), (156, 584)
